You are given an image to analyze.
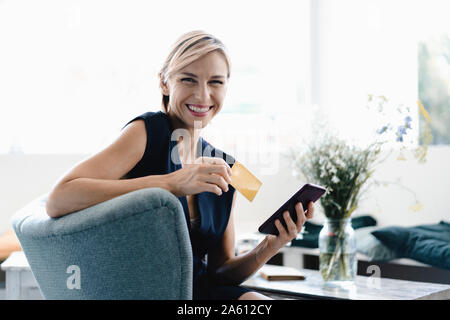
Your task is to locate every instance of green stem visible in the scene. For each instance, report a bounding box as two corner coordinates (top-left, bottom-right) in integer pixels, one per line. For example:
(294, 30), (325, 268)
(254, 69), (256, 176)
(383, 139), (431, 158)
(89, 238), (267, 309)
(324, 223), (345, 280)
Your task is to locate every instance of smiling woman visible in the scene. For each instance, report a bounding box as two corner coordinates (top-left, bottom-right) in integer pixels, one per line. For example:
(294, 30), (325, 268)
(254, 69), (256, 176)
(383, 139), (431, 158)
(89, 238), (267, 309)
(44, 30), (310, 301)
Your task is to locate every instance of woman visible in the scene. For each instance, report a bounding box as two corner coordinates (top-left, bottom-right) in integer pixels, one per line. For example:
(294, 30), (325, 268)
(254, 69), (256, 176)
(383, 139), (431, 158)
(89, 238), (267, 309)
(45, 30), (315, 300)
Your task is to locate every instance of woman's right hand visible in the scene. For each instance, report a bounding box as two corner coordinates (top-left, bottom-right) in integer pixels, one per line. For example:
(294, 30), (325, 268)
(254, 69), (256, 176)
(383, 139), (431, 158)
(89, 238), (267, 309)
(167, 157), (233, 197)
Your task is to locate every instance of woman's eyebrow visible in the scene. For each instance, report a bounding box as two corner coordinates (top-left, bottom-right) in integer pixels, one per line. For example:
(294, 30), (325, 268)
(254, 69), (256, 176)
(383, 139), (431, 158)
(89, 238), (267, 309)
(181, 72), (225, 79)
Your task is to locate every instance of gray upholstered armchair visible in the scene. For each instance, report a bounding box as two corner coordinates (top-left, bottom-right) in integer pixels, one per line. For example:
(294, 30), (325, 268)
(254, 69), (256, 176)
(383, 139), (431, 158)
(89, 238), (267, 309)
(11, 187), (193, 299)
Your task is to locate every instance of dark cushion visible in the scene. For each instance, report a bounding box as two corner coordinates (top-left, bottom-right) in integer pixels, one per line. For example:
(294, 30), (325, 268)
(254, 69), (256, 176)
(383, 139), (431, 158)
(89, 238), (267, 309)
(371, 221), (450, 270)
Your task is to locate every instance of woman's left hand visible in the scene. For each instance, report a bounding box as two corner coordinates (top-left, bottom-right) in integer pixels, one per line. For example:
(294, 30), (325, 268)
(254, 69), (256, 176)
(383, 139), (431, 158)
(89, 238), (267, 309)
(266, 201), (315, 253)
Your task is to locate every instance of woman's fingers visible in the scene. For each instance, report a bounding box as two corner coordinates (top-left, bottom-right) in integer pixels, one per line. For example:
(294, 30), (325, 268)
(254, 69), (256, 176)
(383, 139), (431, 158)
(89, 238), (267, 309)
(305, 201), (314, 219)
(205, 173), (229, 193)
(203, 183), (223, 196)
(283, 211), (298, 235)
(196, 157), (232, 176)
(270, 202), (316, 250)
(179, 157), (233, 197)
(293, 202), (306, 230)
(202, 163), (232, 184)
(275, 211), (300, 239)
(197, 157), (236, 195)
(274, 219), (287, 237)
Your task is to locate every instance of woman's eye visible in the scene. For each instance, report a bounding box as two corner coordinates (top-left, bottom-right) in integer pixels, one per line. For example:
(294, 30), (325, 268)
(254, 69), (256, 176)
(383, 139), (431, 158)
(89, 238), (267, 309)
(180, 78), (223, 85)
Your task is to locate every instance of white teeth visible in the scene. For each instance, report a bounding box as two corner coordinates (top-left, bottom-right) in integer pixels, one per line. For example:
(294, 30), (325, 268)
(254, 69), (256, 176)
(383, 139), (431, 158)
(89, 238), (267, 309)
(187, 104), (210, 113)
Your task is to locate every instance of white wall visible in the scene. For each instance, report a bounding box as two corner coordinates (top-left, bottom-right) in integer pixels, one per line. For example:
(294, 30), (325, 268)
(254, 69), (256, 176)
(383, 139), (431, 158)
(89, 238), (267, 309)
(0, 154), (87, 234)
(1, 146), (449, 235)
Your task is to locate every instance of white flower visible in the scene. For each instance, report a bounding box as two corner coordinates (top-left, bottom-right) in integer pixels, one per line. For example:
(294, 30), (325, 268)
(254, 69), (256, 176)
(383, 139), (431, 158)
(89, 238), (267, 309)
(331, 175), (340, 184)
(335, 157), (346, 169)
(319, 156), (326, 165)
(329, 165), (337, 175)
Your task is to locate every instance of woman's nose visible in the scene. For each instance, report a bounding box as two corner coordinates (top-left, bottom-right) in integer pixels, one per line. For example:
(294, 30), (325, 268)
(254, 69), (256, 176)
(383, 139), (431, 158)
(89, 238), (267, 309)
(195, 83), (211, 101)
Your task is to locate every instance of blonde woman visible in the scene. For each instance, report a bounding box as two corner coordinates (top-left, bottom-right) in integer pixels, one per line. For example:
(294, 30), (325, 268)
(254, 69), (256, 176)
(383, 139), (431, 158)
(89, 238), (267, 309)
(46, 30), (315, 300)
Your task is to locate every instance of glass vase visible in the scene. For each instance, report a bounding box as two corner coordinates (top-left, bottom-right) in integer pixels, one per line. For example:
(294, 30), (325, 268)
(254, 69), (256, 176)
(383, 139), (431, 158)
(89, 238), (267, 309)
(318, 218), (357, 286)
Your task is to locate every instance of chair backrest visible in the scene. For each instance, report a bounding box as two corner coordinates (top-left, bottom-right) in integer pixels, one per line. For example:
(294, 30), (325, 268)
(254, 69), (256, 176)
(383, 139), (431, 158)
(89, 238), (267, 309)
(12, 187), (193, 300)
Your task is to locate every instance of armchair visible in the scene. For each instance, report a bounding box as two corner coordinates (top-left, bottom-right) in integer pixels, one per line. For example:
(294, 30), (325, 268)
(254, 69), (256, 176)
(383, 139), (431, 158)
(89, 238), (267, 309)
(11, 187), (193, 299)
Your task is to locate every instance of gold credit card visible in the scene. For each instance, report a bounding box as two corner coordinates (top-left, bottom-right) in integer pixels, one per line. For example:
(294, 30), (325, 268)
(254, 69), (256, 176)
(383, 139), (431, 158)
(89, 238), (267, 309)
(230, 161), (262, 202)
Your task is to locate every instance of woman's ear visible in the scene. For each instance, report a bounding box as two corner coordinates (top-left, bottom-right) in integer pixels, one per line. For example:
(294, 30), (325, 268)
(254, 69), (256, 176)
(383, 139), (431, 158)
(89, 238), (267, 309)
(159, 77), (170, 96)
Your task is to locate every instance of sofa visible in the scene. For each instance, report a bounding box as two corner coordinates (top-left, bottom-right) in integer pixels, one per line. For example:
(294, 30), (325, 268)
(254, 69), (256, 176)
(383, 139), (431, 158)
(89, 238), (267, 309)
(11, 187), (193, 299)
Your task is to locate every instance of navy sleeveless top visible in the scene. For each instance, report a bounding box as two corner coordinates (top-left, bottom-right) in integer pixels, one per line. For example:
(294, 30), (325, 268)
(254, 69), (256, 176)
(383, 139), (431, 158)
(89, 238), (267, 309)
(122, 111), (237, 294)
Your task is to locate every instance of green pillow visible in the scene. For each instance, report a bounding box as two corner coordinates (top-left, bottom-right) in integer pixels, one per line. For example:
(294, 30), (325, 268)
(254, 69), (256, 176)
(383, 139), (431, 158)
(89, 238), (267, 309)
(371, 221), (450, 270)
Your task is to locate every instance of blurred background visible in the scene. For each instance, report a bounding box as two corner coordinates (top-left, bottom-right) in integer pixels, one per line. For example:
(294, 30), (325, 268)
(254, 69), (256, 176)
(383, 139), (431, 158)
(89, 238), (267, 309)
(0, 0), (449, 236)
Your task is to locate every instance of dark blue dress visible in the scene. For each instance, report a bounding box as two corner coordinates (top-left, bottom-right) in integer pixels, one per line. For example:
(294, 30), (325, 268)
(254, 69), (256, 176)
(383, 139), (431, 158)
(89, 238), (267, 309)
(123, 111), (253, 300)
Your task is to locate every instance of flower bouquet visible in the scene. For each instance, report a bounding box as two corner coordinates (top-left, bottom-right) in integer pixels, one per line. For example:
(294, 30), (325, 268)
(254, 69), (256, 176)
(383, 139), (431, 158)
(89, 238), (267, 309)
(292, 133), (382, 283)
(287, 95), (432, 284)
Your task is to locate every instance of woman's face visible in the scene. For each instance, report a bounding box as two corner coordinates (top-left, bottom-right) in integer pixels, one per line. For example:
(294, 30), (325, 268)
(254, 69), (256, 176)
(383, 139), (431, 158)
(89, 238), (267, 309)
(161, 50), (229, 129)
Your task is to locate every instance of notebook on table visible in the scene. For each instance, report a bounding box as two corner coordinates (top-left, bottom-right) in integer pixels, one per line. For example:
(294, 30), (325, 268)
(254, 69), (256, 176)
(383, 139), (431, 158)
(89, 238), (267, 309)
(259, 265), (306, 281)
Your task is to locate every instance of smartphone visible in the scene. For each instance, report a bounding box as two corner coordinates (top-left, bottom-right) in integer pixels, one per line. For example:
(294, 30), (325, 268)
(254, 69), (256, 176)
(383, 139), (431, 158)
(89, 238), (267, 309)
(258, 183), (326, 235)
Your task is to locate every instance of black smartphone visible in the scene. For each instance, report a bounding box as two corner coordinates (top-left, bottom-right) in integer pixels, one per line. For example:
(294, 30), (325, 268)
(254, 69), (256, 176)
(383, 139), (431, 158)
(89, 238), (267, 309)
(258, 183), (326, 235)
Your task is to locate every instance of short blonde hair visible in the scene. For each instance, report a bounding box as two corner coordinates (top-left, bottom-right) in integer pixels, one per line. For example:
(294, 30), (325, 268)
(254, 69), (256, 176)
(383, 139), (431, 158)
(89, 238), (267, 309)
(159, 30), (231, 113)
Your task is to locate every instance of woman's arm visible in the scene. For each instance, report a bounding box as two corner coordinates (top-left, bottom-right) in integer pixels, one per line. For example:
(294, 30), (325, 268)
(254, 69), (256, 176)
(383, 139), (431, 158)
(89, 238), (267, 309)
(46, 120), (232, 218)
(209, 230), (278, 286)
(46, 175), (173, 218)
(45, 120), (172, 218)
(208, 192), (314, 286)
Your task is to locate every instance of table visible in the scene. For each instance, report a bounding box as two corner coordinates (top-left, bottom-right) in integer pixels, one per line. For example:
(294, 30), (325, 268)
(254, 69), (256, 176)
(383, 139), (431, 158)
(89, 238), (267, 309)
(1, 251), (43, 300)
(242, 266), (450, 300)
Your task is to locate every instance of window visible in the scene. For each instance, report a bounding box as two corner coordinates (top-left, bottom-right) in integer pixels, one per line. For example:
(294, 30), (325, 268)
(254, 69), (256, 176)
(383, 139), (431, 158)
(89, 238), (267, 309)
(0, 0), (311, 160)
(418, 35), (450, 145)
(305, 0), (420, 148)
(303, 0), (449, 150)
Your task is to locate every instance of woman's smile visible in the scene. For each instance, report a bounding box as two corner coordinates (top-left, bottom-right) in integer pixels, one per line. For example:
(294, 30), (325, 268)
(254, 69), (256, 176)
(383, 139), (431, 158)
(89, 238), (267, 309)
(186, 104), (214, 117)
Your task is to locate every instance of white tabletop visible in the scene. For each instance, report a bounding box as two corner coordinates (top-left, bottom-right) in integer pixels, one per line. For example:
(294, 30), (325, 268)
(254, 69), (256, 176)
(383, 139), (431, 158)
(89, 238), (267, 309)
(1, 251), (31, 271)
(243, 267), (450, 300)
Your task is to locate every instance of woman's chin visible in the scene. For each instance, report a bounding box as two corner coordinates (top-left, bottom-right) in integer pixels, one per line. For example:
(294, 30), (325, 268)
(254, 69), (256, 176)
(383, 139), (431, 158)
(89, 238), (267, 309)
(188, 118), (209, 129)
